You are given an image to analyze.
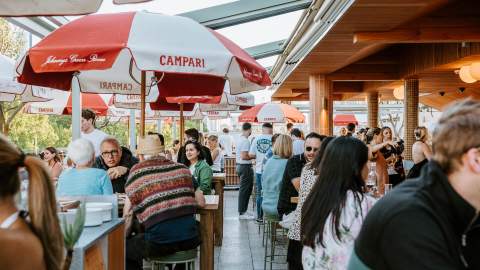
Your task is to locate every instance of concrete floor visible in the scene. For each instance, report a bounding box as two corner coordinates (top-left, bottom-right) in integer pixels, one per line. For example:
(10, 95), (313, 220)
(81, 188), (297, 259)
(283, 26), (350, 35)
(212, 190), (288, 270)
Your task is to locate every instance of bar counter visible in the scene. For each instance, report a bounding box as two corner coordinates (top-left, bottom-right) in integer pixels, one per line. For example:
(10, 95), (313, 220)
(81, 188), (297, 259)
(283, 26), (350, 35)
(70, 218), (125, 270)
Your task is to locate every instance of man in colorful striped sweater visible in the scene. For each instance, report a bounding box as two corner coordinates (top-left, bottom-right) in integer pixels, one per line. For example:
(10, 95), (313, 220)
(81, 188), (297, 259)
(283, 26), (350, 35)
(123, 134), (205, 270)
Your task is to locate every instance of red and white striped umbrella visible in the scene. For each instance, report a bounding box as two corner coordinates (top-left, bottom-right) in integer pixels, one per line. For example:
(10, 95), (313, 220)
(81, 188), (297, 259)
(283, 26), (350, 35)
(0, 0), (152, 16)
(0, 54), (53, 102)
(25, 91), (111, 116)
(238, 103), (305, 123)
(113, 85), (254, 112)
(165, 88), (255, 111)
(16, 11), (271, 97)
(0, 87), (52, 103)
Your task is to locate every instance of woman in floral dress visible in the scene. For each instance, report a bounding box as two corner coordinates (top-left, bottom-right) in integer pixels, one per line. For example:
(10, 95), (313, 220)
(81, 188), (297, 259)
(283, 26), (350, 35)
(301, 136), (377, 270)
(287, 136), (334, 270)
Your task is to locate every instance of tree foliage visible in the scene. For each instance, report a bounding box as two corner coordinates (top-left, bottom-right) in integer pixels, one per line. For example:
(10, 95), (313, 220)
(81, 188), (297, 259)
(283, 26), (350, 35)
(9, 113), (59, 153)
(0, 18), (27, 134)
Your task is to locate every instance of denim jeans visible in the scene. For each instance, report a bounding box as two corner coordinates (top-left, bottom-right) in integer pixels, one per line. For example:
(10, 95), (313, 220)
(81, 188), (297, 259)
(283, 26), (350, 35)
(255, 173), (263, 219)
(236, 164), (254, 214)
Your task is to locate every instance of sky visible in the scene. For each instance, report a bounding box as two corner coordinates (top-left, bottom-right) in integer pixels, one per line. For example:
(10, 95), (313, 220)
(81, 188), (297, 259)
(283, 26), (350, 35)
(72, 0), (303, 103)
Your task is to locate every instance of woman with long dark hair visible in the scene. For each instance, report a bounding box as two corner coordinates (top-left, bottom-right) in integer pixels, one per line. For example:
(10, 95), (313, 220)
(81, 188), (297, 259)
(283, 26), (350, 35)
(301, 137), (376, 269)
(287, 136), (334, 270)
(0, 135), (64, 270)
(183, 140), (213, 195)
(42, 147), (63, 182)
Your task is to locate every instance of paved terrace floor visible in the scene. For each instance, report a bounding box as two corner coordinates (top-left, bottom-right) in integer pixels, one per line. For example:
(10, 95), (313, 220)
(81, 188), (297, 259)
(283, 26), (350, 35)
(212, 190), (288, 270)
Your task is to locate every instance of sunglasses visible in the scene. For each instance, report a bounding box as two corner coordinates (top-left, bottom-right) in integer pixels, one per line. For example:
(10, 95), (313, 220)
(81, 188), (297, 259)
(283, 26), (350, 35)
(305, 146), (318, 152)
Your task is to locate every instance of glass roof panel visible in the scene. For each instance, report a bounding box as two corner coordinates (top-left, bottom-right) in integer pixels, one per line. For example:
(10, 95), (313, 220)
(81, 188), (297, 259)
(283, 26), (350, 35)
(96, 0), (237, 15)
(216, 10), (303, 48)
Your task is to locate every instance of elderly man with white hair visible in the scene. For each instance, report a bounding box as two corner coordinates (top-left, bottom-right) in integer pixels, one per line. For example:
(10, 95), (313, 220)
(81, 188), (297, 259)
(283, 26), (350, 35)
(56, 138), (113, 196)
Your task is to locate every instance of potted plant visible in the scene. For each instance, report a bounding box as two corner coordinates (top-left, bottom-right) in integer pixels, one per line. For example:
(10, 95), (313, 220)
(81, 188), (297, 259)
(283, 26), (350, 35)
(61, 203), (86, 270)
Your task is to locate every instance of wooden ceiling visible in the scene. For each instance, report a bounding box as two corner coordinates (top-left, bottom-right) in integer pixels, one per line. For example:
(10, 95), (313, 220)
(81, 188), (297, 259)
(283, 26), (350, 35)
(273, 0), (480, 110)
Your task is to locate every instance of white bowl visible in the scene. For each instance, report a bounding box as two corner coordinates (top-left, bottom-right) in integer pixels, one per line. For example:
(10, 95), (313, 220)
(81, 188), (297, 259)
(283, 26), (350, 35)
(68, 208), (103, 227)
(86, 202), (113, 222)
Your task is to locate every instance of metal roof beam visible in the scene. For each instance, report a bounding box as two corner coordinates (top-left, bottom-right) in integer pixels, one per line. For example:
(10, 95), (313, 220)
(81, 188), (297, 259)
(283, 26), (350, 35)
(245, 39), (286, 59)
(179, 0), (312, 29)
(5, 17), (53, 38)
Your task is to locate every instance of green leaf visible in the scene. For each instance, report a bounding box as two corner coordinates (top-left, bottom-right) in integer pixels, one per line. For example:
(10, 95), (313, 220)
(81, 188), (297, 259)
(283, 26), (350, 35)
(61, 202), (86, 249)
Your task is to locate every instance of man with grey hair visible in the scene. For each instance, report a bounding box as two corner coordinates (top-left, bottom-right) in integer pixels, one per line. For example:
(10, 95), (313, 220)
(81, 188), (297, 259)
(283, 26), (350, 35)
(56, 138), (113, 196)
(94, 137), (138, 193)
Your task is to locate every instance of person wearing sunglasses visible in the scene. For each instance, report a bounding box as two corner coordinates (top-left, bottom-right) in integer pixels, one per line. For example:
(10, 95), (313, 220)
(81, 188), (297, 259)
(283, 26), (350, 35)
(94, 137), (139, 193)
(350, 99), (480, 270)
(57, 138), (113, 196)
(277, 132), (324, 269)
(277, 132), (324, 219)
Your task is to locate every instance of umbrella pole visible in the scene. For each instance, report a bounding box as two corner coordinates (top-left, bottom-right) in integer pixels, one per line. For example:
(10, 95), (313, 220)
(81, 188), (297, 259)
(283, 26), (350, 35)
(140, 71), (146, 137)
(71, 78), (82, 140)
(129, 109), (137, 151)
(179, 103), (184, 143)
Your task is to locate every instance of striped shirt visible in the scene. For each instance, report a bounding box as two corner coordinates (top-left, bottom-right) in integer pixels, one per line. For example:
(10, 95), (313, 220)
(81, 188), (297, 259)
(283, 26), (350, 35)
(125, 156), (197, 229)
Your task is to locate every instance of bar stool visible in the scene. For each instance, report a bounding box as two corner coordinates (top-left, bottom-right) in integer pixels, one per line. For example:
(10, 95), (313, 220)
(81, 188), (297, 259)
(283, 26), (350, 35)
(264, 214), (285, 270)
(147, 249), (197, 270)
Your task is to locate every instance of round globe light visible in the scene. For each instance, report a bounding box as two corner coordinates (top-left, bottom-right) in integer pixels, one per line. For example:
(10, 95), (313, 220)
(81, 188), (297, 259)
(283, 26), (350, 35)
(459, 66), (477, 83)
(469, 62), (480, 80)
(393, 86), (404, 100)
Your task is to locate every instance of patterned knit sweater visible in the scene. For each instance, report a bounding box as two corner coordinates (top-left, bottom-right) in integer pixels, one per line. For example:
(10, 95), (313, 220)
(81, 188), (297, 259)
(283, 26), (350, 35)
(125, 156), (197, 229)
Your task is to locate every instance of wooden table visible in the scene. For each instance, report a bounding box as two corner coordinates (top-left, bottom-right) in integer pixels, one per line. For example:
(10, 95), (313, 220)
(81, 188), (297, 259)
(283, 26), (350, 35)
(199, 195), (219, 270)
(212, 173), (225, 246)
(70, 219), (125, 270)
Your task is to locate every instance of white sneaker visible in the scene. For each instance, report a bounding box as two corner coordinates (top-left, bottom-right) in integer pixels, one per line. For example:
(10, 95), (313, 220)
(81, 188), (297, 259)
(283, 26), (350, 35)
(238, 213), (255, 220)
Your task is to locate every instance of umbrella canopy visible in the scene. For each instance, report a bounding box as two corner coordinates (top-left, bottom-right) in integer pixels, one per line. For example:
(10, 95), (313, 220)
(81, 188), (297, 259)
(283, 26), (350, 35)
(111, 94), (195, 112)
(333, 114), (358, 126)
(0, 0), (152, 16)
(0, 87), (52, 103)
(0, 54), (56, 102)
(25, 91), (110, 116)
(16, 11), (271, 97)
(165, 89), (255, 111)
(238, 103), (305, 123)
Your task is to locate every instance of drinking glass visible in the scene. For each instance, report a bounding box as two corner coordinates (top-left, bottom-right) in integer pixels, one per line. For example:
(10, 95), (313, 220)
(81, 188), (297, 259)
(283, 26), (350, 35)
(384, 184), (393, 194)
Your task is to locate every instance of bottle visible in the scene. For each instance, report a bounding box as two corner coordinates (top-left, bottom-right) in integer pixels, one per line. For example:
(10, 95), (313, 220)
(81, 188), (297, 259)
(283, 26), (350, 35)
(366, 162), (377, 194)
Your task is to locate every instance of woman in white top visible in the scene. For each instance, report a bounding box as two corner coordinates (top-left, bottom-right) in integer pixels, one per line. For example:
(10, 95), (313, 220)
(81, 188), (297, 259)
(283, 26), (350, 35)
(301, 136), (376, 270)
(0, 134), (64, 270)
(287, 137), (334, 270)
(207, 135), (222, 173)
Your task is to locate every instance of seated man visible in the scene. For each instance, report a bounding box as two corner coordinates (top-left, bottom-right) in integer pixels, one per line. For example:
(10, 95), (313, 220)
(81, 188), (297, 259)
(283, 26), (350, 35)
(277, 132), (323, 270)
(94, 137), (138, 193)
(124, 134), (205, 270)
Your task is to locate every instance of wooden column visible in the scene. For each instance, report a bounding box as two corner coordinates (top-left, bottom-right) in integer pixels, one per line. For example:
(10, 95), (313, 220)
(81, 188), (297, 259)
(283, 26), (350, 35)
(309, 74), (333, 135)
(367, 92), (379, 128)
(403, 78), (419, 161)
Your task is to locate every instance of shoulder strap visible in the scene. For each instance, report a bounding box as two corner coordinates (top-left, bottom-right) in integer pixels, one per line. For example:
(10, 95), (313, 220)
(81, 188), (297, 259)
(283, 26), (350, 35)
(0, 211), (19, 229)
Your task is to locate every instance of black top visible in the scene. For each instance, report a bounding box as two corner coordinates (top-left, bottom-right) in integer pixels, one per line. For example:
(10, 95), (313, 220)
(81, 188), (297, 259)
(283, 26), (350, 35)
(354, 161), (480, 270)
(177, 145), (213, 166)
(277, 154), (307, 217)
(93, 146), (139, 193)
